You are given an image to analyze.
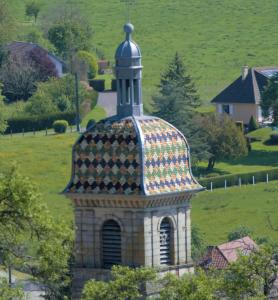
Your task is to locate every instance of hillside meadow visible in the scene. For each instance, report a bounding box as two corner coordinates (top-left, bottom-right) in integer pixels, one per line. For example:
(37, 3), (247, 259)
(10, 0), (278, 109)
(0, 119), (277, 244)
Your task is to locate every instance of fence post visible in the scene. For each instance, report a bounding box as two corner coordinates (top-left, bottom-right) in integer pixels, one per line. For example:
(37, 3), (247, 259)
(45, 128), (48, 136)
(210, 182), (213, 192)
(224, 179), (227, 190)
(10, 129), (12, 138)
(252, 176), (255, 185)
(266, 173), (269, 184)
(239, 177), (241, 187)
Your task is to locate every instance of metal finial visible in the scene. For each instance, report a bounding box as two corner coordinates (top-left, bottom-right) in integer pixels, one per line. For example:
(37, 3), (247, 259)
(124, 23), (134, 40)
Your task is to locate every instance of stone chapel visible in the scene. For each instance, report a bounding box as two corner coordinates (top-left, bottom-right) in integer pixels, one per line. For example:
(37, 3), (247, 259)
(64, 23), (204, 299)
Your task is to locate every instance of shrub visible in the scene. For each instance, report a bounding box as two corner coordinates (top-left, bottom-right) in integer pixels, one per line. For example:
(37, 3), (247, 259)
(269, 133), (278, 145)
(227, 226), (253, 241)
(25, 75), (90, 115)
(53, 120), (68, 133)
(89, 79), (105, 92)
(86, 119), (96, 130)
(77, 51), (98, 79)
(6, 111), (76, 134)
(111, 79), (117, 91)
(235, 121), (244, 132)
(248, 115), (259, 132)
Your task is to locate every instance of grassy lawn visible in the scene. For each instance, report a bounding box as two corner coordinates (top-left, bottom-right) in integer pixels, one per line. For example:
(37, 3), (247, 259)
(192, 180), (278, 245)
(11, 0), (278, 108)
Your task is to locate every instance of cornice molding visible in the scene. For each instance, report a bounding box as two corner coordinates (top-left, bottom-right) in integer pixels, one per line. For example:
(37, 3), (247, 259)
(68, 192), (194, 208)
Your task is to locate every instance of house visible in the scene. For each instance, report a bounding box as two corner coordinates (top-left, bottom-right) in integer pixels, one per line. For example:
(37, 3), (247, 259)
(6, 41), (66, 77)
(97, 59), (111, 74)
(211, 66), (278, 125)
(200, 236), (258, 269)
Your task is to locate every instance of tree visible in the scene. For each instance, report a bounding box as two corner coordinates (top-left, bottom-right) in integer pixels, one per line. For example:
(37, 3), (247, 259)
(220, 254), (263, 299)
(159, 269), (220, 300)
(0, 278), (23, 300)
(248, 115), (259, 132)
(0, 50), (57, 102)
(82, 266), (156, 300)
(48, 17), (93, 63)
(196, 113), (248, 170)
(77, 50), (98, 79)
(0, 84), (7, 134)
(227, 225), (253, 241)
(261, 74), (278, 125)
(25, 74), (90, 115)
(0, 56), (39, 101)
(221, 246), (277, 298)
(25, 1), (40, 23)
(0, 165), (73, 299)
(153, 53), (209, 164)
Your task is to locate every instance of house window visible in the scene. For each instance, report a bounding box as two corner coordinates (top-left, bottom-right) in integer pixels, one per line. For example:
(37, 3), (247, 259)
(102, 220), (121, 269)
(222, 104), (230, 114)
(160, 218), (173, 265)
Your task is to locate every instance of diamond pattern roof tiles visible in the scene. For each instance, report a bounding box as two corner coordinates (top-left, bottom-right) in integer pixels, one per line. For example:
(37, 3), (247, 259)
(65, 116), (203, 196)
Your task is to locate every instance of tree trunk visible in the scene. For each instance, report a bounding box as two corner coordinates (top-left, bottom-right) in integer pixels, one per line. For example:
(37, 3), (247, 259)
(207, 157), (215, 171)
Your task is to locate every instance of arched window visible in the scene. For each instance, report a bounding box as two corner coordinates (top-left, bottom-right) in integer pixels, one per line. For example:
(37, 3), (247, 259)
(102, 220), (121, 269)
(160, 218), (173, 265)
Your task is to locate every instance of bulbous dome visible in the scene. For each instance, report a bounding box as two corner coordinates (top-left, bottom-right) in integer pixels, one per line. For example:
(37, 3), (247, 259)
(65, 116), (203, 196)
(115, 23), (141, 58)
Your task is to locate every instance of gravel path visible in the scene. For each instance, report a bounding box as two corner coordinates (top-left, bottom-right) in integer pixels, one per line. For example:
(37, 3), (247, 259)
(97, 91), (117, 117)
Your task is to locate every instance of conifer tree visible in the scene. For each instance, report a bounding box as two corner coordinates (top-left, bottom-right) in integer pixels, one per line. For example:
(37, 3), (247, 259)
(248, 115), (259, 132)
(153, 52), (209, 164)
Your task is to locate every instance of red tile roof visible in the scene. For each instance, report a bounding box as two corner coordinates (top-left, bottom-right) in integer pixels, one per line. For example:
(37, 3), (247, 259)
(200, 236), (258, 269)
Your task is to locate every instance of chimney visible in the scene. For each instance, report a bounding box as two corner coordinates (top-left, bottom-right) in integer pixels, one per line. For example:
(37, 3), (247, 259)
(242, 65), (249, 80)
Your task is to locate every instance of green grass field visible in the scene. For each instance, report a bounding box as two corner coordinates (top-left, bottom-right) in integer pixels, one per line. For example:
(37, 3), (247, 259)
(193, 181), (278, 245)
(11, 0), (278, 108)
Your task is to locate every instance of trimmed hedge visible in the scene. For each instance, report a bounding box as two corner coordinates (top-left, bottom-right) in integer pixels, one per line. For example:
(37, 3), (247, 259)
(269, 133), (278, 145)
(53, 120), (68, 133)
(199, 167), (278, 190)
(111, 79), (117, 91)
(5, 111), (77, 134)
(89, 79), (105, 92)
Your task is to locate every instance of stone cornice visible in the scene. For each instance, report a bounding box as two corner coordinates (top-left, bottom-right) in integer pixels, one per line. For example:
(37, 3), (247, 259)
(67, 192), (194, 208)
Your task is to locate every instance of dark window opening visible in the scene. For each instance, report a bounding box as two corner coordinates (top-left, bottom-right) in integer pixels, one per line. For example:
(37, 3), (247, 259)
(102, 220), (121, 269)
(134, 79), (139, 105)
(125, 80), (130, 104)
(222, 104), (230, 114)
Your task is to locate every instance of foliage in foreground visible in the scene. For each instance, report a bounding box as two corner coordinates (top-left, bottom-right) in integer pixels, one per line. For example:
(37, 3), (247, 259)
(82, 245), (277, 299)
(0, 165), (73, 299)
(82, 266), (156, 300)
(0, 278), (24, 300)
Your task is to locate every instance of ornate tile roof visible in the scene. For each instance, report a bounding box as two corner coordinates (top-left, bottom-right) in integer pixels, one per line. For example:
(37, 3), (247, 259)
(65, 116), (203, 196)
